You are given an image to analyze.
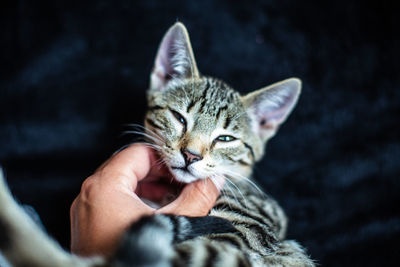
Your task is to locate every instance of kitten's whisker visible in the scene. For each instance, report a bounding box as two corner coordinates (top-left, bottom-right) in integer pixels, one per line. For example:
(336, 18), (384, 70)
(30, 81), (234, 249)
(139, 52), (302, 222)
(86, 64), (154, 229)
(114, 135), (156, 154)
(221, 168), (264, 196)
(123, 127), (161, 140)
(211, 175), (234, 209)
(113, 139), (161, 157)
(209, 177), (221, 192)
(141, 128), (165, 143)
(123, 130), (164, 145)
(126, 124), (164, 140)
(144, 128), (165, 145)
(125, 123), (162, 139)
(153, 158), (166, 168)
(141, 142), (163, 152)
(123, 123), (146, 130)
(114, 142), (135, 155)
(217, 175), (241, 206)
(224, 176), (250, 209)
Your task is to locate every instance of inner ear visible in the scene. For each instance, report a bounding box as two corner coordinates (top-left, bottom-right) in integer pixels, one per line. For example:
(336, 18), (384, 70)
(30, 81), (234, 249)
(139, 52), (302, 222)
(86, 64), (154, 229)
(243, 78), (302, 140)
(260, 119), (274, 130)
(150, 22), (199, 92)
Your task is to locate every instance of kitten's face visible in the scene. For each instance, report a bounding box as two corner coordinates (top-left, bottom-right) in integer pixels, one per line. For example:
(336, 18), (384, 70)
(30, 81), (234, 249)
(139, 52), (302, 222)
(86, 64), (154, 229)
(144, 23), (301, 184)
(146, 78), (256, 183)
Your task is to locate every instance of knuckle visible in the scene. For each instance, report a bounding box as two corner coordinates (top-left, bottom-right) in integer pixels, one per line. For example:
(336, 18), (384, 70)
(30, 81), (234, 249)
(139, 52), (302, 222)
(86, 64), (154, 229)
(80, 177), (94, 192)
(80, 176), (99, 202)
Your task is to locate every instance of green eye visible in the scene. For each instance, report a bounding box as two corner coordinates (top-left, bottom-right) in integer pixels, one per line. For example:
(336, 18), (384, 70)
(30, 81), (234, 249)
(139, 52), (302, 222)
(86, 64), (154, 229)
(171, 110), (186, 125)
(216, 135), (236, 142)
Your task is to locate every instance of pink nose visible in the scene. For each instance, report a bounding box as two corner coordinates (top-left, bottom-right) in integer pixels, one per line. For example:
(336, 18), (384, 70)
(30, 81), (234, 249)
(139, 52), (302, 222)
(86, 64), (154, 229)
(181, 148), (203, 166)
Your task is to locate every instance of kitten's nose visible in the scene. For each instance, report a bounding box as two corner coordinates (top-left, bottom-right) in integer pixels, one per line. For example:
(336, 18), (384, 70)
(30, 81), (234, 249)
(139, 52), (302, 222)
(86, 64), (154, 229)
(181, 148), (203, 166)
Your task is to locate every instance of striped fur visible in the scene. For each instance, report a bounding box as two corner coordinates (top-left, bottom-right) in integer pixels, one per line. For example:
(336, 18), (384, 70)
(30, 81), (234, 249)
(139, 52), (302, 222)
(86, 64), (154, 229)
(137, 22), (314, 266)
(0, 22), (314, 266)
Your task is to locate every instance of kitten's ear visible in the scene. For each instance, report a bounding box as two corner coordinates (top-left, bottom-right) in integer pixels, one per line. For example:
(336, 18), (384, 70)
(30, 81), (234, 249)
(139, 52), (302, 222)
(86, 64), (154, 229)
(243, 78), (301, 141)
(150, 22), (199, 91)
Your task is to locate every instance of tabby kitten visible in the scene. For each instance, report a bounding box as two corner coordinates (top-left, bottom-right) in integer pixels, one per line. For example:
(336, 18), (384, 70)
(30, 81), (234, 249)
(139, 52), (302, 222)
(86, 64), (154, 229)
(0, 23), (314, 266)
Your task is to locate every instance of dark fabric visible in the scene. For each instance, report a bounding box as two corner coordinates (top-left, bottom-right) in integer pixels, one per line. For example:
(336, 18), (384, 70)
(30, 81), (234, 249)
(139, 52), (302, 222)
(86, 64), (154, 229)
(0, 0), (398, 266)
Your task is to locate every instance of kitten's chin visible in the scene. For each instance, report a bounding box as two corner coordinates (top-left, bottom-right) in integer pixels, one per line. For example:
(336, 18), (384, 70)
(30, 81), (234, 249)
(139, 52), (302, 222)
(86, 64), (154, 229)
(170, 168), (201, 183)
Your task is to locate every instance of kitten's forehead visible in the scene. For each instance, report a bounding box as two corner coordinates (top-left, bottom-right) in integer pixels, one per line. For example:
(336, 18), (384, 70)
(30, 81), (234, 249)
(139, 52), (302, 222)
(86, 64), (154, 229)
(171, 78), (246, 134)
(168, 77), (243, 115)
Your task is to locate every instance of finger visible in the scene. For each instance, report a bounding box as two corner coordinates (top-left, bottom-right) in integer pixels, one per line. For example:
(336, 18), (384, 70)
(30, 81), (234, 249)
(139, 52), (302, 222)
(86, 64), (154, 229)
(98, 144), (160, 190)
(157, 177), (224, 217)
(101, 144), (154, 178)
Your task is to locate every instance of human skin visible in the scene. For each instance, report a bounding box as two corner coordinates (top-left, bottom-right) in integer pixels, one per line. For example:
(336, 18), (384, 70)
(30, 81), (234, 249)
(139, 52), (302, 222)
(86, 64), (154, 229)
(70, 143), (222, 257)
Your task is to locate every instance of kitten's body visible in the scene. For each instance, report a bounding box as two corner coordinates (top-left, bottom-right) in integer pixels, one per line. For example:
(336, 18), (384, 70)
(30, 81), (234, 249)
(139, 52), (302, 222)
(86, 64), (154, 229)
(0, 23), (314, 266)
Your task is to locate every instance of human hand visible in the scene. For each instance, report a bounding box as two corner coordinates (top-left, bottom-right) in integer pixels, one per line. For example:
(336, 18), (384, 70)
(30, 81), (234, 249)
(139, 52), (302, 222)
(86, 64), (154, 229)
(70, 143), (222, 257)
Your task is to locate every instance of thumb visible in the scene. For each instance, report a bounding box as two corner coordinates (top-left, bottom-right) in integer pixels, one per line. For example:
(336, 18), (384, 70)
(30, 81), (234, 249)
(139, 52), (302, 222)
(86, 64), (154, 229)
(157, 177), (224, 217)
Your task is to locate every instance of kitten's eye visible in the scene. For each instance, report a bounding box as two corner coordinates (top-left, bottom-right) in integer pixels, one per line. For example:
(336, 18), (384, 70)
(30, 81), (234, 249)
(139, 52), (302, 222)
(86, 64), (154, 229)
(171, 110), (186, 125)
(216, 135), (237, 142)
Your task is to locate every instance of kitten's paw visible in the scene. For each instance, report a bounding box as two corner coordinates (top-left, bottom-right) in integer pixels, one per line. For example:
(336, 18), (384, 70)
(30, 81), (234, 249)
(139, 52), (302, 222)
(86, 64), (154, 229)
(112, 215), (174, 267)
(266, 240), (315, 267)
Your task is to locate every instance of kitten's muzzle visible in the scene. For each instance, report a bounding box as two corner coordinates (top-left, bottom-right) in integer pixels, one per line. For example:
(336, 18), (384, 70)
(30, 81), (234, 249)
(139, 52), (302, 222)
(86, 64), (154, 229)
(181, 148), (203, 166)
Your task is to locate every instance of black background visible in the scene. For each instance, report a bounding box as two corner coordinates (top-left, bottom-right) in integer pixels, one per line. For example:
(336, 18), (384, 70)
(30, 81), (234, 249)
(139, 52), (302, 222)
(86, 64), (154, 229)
(0, 0), (399, 266)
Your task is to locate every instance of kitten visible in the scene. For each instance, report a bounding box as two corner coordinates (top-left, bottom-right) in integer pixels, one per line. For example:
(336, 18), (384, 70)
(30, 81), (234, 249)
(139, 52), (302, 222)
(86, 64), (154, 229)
(0, 23), (314, 266)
